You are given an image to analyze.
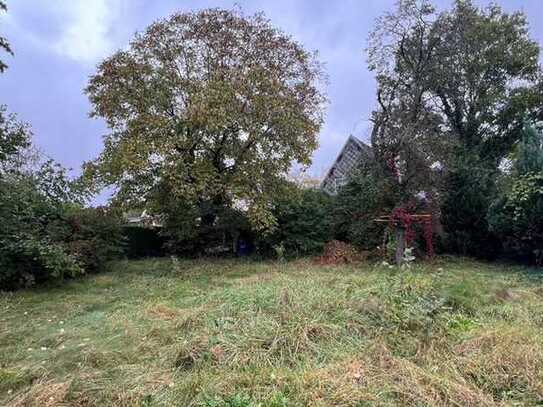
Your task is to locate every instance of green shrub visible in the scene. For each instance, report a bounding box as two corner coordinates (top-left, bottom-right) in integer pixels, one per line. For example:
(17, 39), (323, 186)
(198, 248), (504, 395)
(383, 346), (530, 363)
(488, 173), (543, 264)
(123, 226), (166, 258)
(63, 206), (125, 272)
(332, 162), (399, 250)
(488, 122), (543, 265)
(441, 154), (502, 259)
(256, 186), (333, 258)
(160, 199), (252, 256)
(0, 167), (123, 290)
(0, 176), (82, 290)
(0, 104), (124, 290)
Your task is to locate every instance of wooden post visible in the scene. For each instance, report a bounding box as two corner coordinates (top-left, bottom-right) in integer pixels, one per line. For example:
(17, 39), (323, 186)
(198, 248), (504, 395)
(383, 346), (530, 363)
(395, 226), (405, 266)
(232, 230), (240, 255)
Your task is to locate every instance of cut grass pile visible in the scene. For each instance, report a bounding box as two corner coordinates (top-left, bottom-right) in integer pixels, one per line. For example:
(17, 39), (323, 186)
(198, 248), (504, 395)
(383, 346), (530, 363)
(1, 257), (543, 406)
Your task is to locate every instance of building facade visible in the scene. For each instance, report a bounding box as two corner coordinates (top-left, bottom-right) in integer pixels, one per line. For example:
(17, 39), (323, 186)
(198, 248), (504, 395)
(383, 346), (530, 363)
(321, 135), (372, 195)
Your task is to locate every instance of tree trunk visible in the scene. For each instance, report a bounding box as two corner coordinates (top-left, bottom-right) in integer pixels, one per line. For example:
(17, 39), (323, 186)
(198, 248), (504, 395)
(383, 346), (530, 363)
(395, 226), (406, 267)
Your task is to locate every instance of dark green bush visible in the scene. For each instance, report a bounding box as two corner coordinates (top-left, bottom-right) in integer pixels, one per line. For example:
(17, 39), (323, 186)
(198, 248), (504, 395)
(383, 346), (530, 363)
(487, 175), (543, 264)
(487, 124), (543, 265)
(62, 206), (125, 271)
(0, 176), (82, 290)
(332, 162), (399, 250)
(440, 154), (502, 259)
(1, 108), (79, 289)
(123, 226), (166, 258)
(0, 174), (125, 290)
(256, 186), (333, 258)
(159, 199), (251, 256)
(0, 105), (125, 290)
(488, 122), (543, 265)
(0, 159), (123, 290)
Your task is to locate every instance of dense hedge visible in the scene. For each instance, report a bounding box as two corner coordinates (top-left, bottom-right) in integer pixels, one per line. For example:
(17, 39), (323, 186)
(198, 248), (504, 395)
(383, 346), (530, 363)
(488, 123), (543, 265)
(0, 176), (124, 290)
(63, 207), (125, 272)
(122, 226), (166, 258)
(440, 156), (502, 260)
(332, 162), (399, 251)
(256, 187), (333, 258)
(0, 158), (124, 290)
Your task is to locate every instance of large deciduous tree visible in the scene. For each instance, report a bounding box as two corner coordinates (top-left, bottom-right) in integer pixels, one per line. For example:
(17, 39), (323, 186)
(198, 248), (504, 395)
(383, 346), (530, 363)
(0, 3), (21, 165)
(0, 1), (13, 73)
(84, 8), (326, 231)
(0, 105), (30, 171)
(367, 0), (543, 257)
(369, 0), (542, 168)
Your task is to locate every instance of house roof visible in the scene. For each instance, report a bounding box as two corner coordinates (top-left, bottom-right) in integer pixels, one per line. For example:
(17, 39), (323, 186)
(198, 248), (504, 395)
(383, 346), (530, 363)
(320, 135), (372, 192)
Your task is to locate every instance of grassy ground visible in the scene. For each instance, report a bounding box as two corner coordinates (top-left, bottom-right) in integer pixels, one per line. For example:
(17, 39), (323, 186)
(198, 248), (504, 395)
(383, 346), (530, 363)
(1, 257), (543, 406)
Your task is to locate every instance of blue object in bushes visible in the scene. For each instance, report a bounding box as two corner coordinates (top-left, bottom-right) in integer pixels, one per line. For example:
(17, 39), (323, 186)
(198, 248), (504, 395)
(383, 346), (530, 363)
(236, 239), (251, 256)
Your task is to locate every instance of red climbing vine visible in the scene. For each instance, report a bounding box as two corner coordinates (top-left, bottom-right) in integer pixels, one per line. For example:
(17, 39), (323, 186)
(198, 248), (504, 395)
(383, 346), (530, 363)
(377, 208), (435, 259)
(390, 206), (416, 246)
(377, 154), (435, 260)
(422, 217), (434, 258)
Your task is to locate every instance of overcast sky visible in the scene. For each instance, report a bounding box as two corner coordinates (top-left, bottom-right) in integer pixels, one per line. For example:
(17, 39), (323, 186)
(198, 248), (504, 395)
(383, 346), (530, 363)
(0, 0), (542, 200)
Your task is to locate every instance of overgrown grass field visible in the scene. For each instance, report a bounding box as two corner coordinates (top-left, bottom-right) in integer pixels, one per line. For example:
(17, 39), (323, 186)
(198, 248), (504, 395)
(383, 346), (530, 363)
(1, 257), (543, 406)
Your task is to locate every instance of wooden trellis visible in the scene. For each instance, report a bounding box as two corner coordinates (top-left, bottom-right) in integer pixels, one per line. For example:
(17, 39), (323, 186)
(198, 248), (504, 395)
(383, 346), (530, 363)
(375, 213), (434, 266)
